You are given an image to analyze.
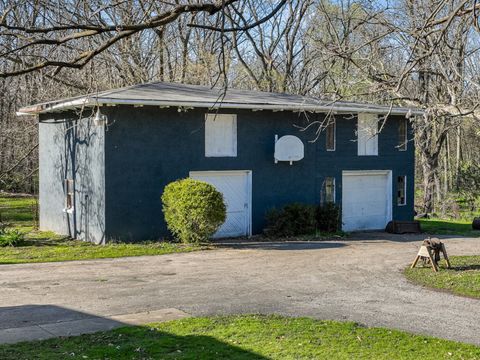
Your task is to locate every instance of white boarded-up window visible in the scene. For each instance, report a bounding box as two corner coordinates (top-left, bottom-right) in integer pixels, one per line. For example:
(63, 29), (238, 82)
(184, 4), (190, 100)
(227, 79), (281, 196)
(205, 114), (237, 157)
(357, 113), (378, 156)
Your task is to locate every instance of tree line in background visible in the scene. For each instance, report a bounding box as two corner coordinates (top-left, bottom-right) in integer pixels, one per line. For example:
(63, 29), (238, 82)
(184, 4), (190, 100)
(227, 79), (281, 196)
(0, 0), (479, 217)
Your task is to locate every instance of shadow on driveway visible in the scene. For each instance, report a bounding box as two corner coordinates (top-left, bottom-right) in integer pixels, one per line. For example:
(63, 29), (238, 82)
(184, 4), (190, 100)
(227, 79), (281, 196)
(0, 304), (125, 344)
(213, 241), (347, 251)
(0, 305), (267, 359)
(348, 231), (475, 243)
(214, 231), (474, 249)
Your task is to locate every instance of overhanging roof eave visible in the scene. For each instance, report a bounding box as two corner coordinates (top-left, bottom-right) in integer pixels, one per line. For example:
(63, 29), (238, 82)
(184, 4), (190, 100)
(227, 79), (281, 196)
(18, 96), (424, 116)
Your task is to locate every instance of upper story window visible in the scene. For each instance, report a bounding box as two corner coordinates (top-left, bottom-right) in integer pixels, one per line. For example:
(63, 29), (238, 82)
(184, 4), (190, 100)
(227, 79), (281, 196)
(357, 113), (378, 156)
(398, 118), (408, 151)
(326, 119), (336, 151)
(205, 113), (237, 157)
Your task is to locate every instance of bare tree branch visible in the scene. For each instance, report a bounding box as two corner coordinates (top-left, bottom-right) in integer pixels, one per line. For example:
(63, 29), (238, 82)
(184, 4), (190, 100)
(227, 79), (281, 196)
(187, 0), (287, 32)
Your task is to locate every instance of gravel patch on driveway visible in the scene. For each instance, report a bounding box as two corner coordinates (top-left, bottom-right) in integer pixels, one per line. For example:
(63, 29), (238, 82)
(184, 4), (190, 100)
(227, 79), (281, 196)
(1, 233), (479, 345)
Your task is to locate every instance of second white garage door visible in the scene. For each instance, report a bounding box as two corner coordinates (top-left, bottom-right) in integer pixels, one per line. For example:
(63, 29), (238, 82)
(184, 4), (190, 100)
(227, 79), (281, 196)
(190, 171), (252, 238)
(342, 171), (392, 231)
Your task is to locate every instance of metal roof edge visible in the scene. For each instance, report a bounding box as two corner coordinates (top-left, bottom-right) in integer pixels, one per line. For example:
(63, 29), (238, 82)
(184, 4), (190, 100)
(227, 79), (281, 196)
(19, 96), (424, 116)
(17, 97), (92, 115)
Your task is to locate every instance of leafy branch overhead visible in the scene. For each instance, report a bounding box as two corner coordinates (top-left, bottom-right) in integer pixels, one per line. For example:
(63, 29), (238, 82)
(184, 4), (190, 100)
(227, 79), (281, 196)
(0, 0), (287, 77)
(1, 0), (480, 218)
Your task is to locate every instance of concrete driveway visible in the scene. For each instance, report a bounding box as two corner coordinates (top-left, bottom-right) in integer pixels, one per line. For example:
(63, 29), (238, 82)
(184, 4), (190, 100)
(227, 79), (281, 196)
(1, 233), (480, 345)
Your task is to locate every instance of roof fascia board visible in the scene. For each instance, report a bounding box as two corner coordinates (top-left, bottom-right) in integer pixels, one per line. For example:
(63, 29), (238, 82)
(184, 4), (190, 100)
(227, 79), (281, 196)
(18, 97), (92, 115)
(95, 97), (423, 115)
(18, 97), (424, 116)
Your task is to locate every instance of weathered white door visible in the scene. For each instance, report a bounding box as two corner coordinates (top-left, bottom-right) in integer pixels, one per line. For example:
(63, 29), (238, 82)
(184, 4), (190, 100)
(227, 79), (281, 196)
(342, 171), (392, 231)
(190, 171), (252, 238)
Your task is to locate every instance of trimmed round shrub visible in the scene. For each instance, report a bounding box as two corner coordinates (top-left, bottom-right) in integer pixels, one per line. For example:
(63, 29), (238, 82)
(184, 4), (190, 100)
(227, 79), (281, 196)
(162, 179), (226, 243)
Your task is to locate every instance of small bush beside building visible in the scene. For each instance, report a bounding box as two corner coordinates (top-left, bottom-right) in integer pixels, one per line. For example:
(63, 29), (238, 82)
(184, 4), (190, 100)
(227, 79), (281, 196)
(264, 202), (341, 237)
(316, 203), (341, 233)
(265, 203), (317, 237)
(0, 228), (24, 247)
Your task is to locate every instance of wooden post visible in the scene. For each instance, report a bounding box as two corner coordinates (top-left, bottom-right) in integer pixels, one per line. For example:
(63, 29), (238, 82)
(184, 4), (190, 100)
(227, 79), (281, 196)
(441, 243), (451, 268)
(411, 255), (421, 269)
(411, 244), (441, 272)
(411, 239), (452, 272)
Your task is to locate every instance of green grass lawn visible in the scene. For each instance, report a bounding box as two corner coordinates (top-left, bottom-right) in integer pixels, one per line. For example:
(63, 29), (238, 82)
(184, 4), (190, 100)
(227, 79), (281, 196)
(405, 256), (480, 299)
(0, 195), (38, 232)
(419, 218), (480, 237)
(0, 194), (203, 264)
(0, 315), (478, 360)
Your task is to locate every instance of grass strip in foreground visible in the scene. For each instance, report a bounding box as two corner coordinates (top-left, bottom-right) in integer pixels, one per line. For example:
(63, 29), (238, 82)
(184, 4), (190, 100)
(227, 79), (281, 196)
(0, 315), (478, 360)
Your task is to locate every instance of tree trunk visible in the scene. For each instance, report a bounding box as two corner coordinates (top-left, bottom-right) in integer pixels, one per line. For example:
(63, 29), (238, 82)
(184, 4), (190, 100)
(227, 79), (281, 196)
(422, 159), (436, 214)
(446, 132), (451, 190)
(443, 153), (448, 196)
(434, 172), (441, 205)
(455, 125), (461, 189)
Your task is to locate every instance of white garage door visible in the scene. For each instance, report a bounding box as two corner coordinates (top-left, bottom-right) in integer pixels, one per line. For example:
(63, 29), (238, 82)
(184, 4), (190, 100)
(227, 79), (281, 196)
(190, 171), (252, 238)
(342, 171), (392, 231)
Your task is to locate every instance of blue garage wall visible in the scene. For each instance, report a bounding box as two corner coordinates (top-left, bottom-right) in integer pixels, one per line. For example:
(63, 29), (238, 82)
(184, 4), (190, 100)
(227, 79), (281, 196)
(103, 106), (414, 241)
(315, 114), (415, 222)
(103, 107), (318, 241)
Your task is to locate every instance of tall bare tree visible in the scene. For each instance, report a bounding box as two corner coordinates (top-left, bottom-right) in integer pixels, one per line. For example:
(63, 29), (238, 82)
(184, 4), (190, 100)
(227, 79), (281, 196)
(1, 0), (479, 216)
